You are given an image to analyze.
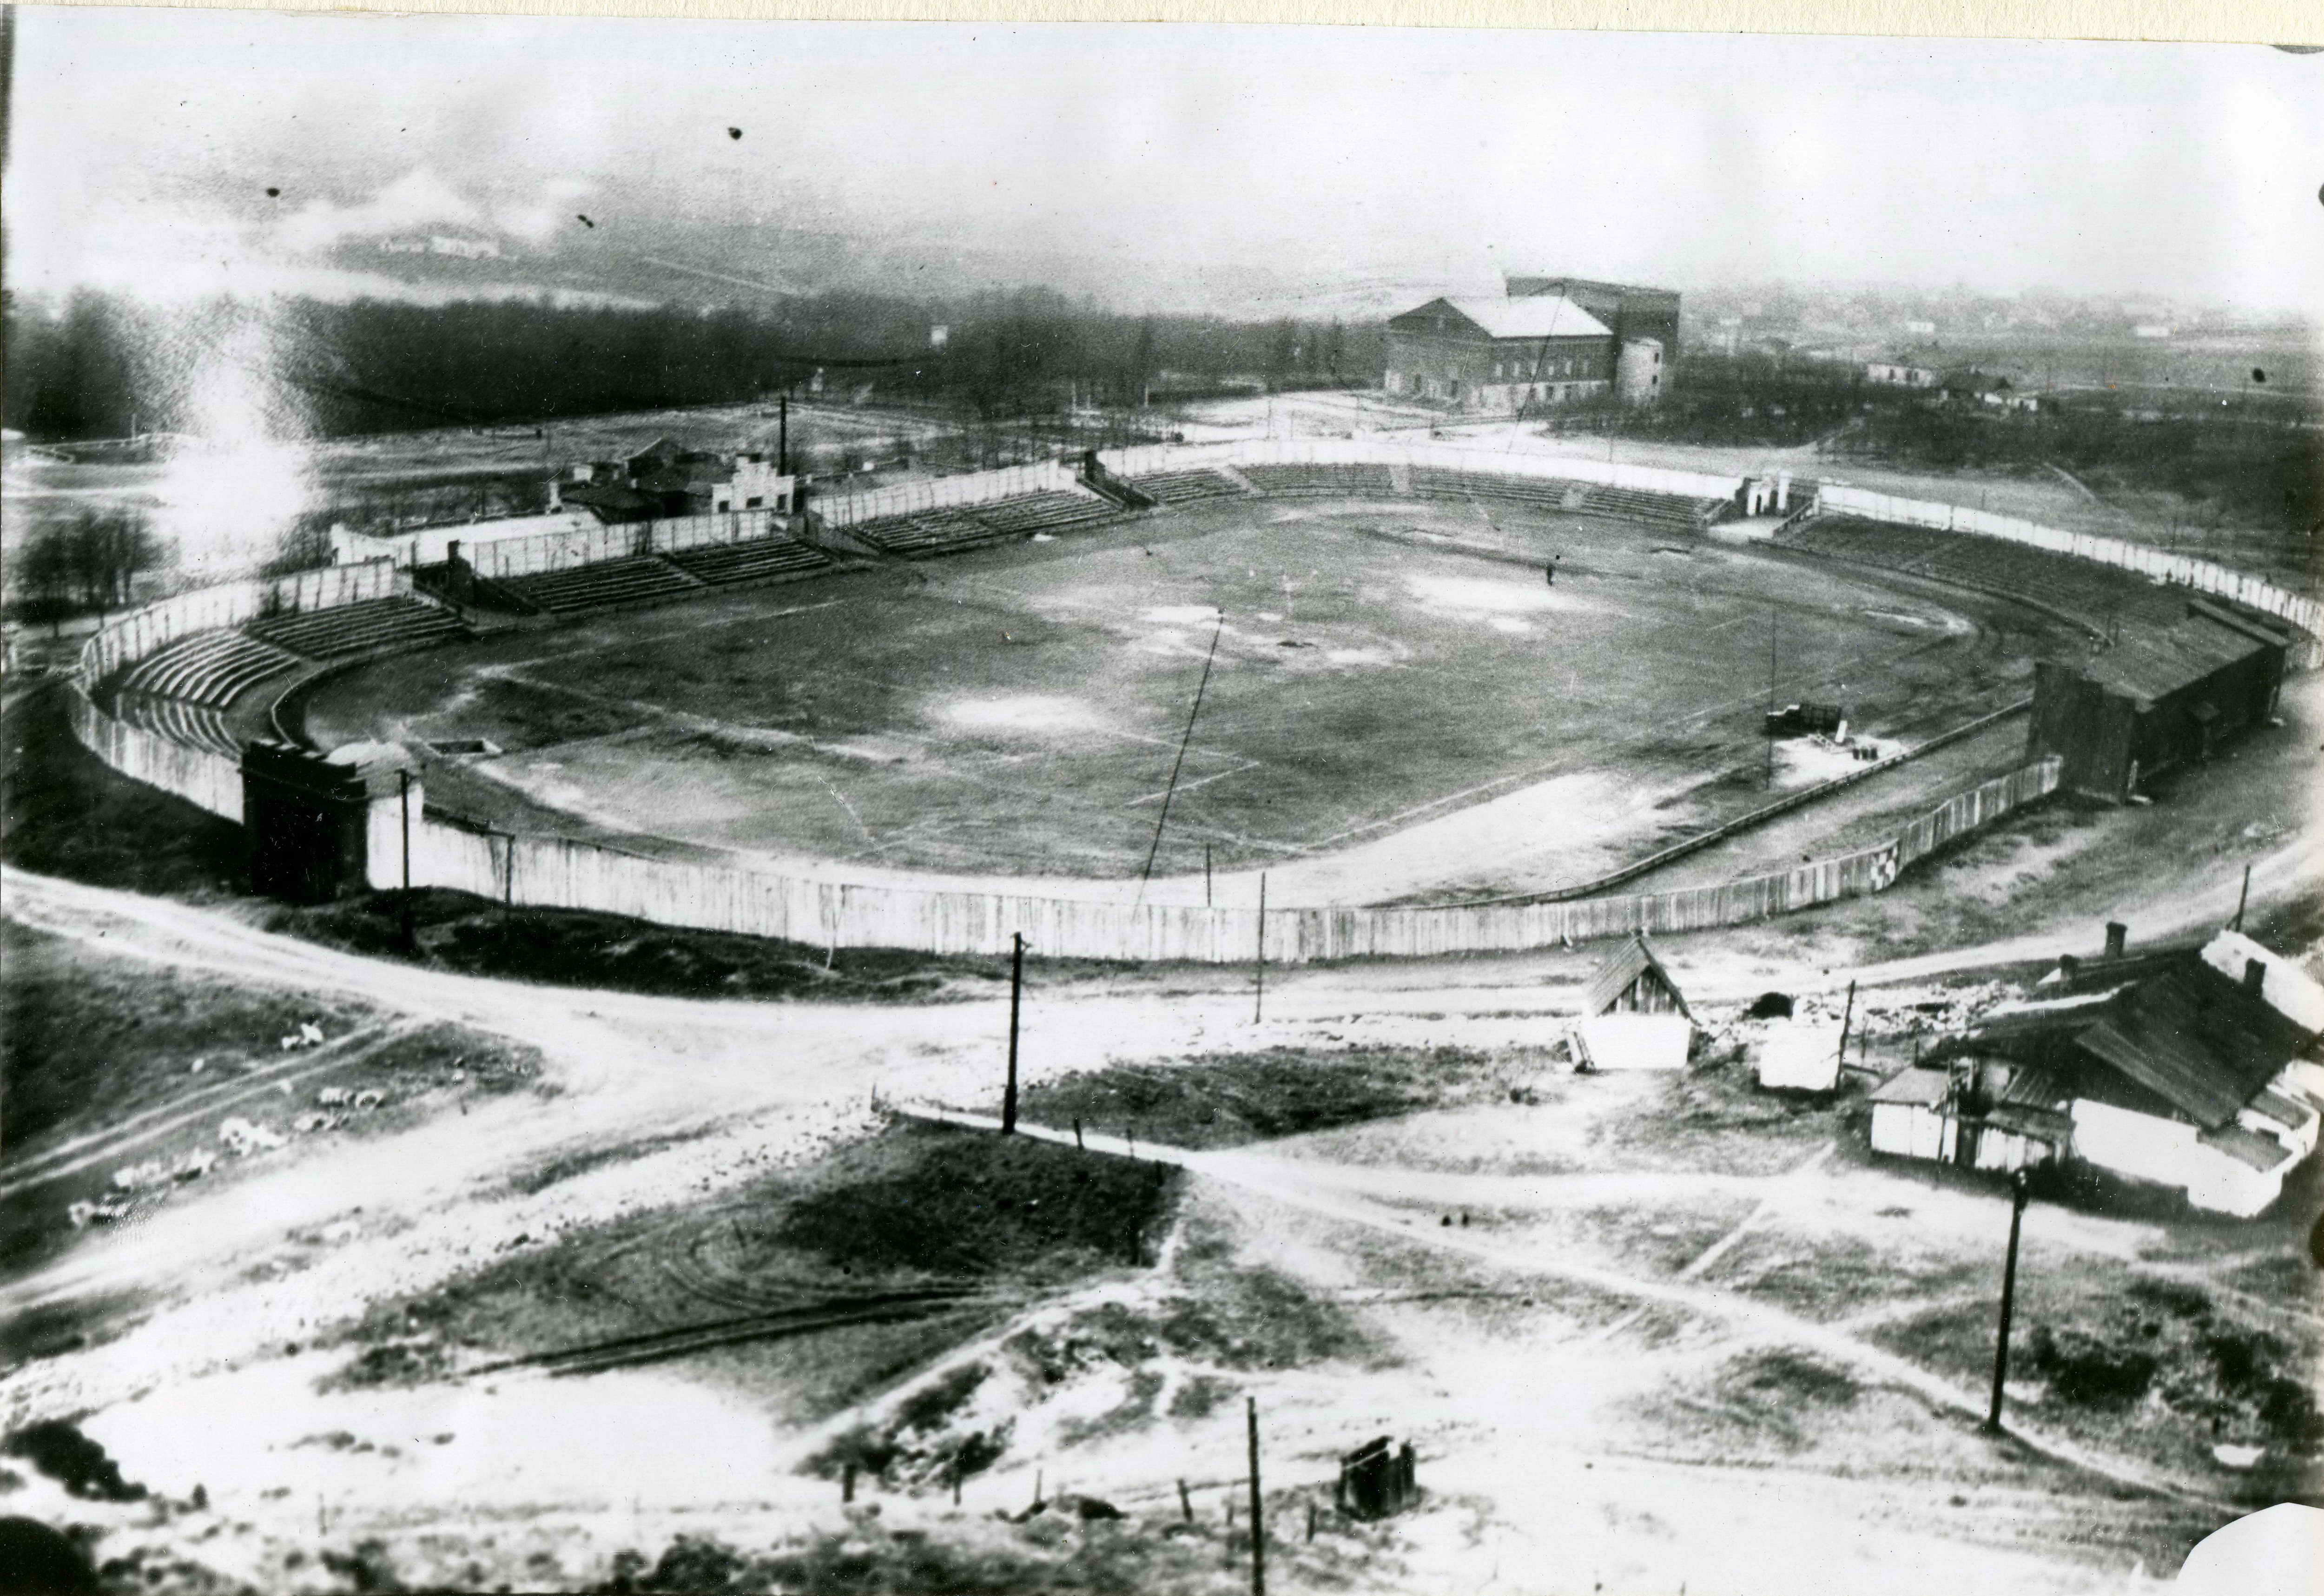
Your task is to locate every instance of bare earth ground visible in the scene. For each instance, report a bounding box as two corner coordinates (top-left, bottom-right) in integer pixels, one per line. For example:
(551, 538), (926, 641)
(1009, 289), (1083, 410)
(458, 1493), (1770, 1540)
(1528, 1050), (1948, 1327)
(7, 422), (2321, 1591)
(3, 862), (2317, 1592)
(301, 495), (2067, 904)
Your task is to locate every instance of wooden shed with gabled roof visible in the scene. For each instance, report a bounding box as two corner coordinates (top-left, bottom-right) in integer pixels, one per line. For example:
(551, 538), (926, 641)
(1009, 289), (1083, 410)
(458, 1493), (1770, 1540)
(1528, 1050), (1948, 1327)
(1571, 933), (1694, 1072)
(1586, 931), (1692, 1019)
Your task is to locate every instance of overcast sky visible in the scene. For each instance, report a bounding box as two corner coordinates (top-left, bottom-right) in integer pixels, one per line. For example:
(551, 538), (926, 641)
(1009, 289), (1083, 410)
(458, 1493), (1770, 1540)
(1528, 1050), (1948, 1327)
(7, 8), (2321, 316)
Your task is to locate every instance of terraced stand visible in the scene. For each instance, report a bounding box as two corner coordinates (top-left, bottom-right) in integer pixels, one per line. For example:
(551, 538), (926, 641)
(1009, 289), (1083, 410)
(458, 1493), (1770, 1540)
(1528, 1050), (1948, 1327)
(1578, 484), (1732, 533)
(244, 595), (471, 658)
(664, 535), (834, 588)
(1777, 514), (2190, 632)
(1126, 468), (1249, 505)
(1241, 462), (1396, 497)
(1408, 468), (1591, 511)
(847, 508), (1013, 559)
(116, 692), (243, 757)
(117, 632), (303, 710)
(501, 556), (703, 613)
(970, 489), (1124, 536)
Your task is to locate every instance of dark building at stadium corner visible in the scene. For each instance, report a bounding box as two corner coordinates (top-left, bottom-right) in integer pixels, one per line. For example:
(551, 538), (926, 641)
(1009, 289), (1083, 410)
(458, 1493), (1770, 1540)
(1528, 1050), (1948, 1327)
(1382, 275), (1682, 414)
(2027, 597), (2296, 803)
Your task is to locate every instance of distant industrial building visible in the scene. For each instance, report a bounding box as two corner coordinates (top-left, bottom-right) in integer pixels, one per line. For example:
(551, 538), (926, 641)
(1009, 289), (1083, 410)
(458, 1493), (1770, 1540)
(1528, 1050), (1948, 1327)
(2026, 599), (2293, 802)
(1383, 276), (1679, 415)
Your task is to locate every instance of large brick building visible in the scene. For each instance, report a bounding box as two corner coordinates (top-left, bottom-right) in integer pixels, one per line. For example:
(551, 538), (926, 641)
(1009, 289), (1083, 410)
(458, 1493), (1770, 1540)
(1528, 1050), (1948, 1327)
(1384, 276), (1680, 415)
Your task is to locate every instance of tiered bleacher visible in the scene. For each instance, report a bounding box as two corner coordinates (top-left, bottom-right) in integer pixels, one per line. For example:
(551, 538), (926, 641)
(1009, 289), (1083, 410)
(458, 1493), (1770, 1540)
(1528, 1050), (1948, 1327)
(1128, 468), (1248, 505)
(664, 534), (833, 588)
(500, 556), (702, 614)
(1577, 484), (1732, 533)
(971, 490), (1123, 536)
(1776, 514), (2188, 629)
(1407, 468), (1590, 510)
(117, 693), (242, 757)
(846, 508), (1012, 559)
(118, 631), (302, 710)
(244, 595), (469, 659)
(1239, 462), (1396, 497)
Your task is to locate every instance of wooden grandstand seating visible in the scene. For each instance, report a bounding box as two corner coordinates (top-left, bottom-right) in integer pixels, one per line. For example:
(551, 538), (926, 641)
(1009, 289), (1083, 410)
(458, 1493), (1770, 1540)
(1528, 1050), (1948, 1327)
(1407, 468), (1590, 509)
(1239, 462), (1395, 497)
(846, 508), (1010, 559)
(1128, 468), (1248, 504)
(663, 534), (833, 587)
(1577, 484), (1730, 533)
(501, 556), (702, 613)
(244, 595), (470, 659)
(117, 692), (242, 758)
(970, 490), (1123, 536)
(1775, 514), (2185, 629)
(118, 631), (302, 710)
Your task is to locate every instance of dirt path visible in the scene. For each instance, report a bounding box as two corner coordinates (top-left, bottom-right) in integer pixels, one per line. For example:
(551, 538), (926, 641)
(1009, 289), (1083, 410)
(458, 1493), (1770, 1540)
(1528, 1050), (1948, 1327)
(901, 1106), (2236, 1511)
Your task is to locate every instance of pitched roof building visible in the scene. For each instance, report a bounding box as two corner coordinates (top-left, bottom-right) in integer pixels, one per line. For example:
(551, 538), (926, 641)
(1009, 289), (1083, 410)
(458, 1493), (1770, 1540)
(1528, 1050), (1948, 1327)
(1867, 930), (2321, 1216)
(2027, 600), (2293, 802)
(1383, 275), (1677, 415)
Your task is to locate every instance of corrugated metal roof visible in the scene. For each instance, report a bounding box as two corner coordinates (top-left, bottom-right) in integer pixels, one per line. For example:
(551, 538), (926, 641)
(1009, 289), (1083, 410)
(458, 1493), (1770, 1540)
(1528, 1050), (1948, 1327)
(2073, 610), (2271, 703)
(2073, 962), (2314, 1129)
(2197, 1123), (2292, 1173)
(2246, 1088), (2310, 1133)
(1868, 1067), (1951, 1106)
(1994, 1062), (2073, 1112)
(1584, 931), (1690, 1017)
(1419, 296), (1616, 342)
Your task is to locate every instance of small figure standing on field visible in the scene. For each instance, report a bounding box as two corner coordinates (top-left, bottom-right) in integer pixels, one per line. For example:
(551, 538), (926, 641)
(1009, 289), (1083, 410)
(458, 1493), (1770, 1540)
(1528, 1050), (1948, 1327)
(1545, 555), (1560, 587)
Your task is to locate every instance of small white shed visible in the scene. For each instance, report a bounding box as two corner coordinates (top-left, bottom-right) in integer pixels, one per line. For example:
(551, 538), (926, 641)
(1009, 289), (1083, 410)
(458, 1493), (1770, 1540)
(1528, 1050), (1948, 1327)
(1755, 1022), (1844, 1093)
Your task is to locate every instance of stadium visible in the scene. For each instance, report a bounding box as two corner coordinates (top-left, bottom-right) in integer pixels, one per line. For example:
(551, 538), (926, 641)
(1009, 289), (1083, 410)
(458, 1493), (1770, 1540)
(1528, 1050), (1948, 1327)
(64, 433), (2322, 964)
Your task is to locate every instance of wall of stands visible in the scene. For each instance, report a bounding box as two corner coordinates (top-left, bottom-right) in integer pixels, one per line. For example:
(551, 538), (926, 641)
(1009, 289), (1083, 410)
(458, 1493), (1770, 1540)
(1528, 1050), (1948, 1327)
(73, 561), (406, 686)
(65, 438), (2324, 963)
(1815, 484), (2324, 667)
(806, 460), (1076, 529)
(459, 508), (797, 580)
(65, 559), (410, 825)
(1096, 436), (1745, 503)
(382, 758), (2059, 965)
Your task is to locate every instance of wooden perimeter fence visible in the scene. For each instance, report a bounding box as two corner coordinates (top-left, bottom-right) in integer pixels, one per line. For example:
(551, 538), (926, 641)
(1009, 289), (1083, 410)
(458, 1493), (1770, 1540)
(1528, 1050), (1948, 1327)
(61, 438), (2315, 963)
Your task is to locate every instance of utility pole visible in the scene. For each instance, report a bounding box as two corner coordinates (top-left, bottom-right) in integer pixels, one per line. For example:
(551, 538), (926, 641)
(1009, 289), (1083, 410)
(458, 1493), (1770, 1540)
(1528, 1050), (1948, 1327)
(1252, 872), (1268, 1025)
(2234, 863), (2252, 933)
(778, 393), (789, 477)
(1765, 603), (1778, 791)
(1984, 1169), (2032, 1434)
(1205, 844), (1213, 908)
(1246, 1398), (1265, 1596)
(1836, 979), (1856, 1069)
(398, 768), (414, 953)
(1002, 932), (1023, 1134)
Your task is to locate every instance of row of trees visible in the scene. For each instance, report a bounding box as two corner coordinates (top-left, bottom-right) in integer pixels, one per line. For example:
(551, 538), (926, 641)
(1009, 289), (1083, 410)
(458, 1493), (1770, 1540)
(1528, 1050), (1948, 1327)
(4, 287), (1383, 442)
(10, 510), (165, 625)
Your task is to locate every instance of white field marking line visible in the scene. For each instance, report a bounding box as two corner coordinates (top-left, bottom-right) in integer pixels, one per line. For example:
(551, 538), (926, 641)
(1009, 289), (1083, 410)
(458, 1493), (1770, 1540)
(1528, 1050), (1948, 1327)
(896, 1104), (2236, 1510)
(810, 772), (876, 844)
(0, 1021), (401, 1180)
(0, 1021), (429, 1200)
(1121, 758), (1263, 809)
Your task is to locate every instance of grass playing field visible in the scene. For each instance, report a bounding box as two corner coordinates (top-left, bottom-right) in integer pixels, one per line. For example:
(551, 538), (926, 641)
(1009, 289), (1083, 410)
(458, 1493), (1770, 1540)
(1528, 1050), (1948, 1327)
(302, 495), (2081, 892)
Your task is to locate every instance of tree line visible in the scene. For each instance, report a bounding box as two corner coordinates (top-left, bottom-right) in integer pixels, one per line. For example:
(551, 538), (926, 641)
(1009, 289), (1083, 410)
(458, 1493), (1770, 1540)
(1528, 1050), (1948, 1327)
(3, 287), (1382, 442)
